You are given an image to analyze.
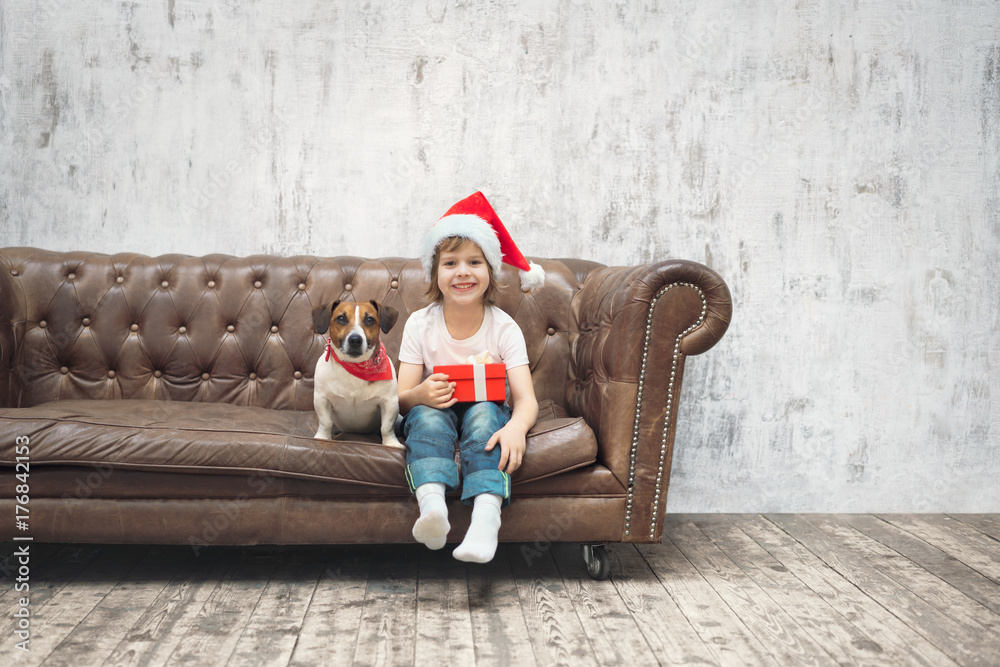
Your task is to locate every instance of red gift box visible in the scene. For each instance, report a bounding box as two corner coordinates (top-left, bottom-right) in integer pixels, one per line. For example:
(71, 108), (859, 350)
(433, 363), (506, 402)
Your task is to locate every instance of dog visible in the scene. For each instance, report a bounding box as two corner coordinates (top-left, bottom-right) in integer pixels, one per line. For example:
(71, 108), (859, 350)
(312, 300), (402, 448)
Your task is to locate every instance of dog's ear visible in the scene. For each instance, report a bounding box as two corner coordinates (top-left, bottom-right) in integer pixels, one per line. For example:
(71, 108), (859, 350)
(370, 300), (399, 334)
(312, 302), (338, 334)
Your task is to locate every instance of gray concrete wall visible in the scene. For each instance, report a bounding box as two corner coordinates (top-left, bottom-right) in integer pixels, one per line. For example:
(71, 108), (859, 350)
(1, 0), (998, 511)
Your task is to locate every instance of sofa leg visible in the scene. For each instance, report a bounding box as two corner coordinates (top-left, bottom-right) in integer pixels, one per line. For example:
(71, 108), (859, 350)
(581, 544), (611, 580)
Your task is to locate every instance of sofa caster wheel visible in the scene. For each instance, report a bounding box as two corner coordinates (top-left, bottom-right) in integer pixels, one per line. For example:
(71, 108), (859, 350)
(582, 544), (610, 580)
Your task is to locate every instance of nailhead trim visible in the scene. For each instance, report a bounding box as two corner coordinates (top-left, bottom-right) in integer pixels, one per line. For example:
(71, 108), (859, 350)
(625, 282), (707, 538)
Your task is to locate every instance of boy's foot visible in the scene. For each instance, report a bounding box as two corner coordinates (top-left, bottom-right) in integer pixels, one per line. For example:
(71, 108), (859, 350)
(453, 494), (502, 563)
(413, 511), (450, 550)
(413, 483), (449, 550)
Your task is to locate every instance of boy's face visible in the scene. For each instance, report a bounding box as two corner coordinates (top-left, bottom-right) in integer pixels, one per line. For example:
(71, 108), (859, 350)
(436, 240), (491, 307)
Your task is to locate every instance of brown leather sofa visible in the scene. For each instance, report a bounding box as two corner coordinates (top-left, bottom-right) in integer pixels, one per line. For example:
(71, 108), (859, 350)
(0, 248), (730, 576)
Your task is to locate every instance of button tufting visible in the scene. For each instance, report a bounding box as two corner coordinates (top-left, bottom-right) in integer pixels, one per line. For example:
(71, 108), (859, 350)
(547, 327), (556, 336)
(161, 280), (169, 288)
(116, 276), (124, 284)
(153, 370), (162, 378)
(82, 318), (91, 327)
(254, 280), (262, 289)
(207, 280), (216, 288)
(249, 372), (258, 380)
(178, 326), (187, 334)
(67, 273), (76, 280)
(107, 370), (116, 379)
(390, 279), (399, 289)
(298, 283), (306, 290)
(270, 325), (279, 333)
(10, 270), (18, 276)
(201, 372), (210, 381)
(226, 324), (235, 333)
(39, 320), (47, 329)
(293, 371), (303, 380)
(345, 283), (353, 291)
(60, 366), (68, 375)
(130, 324), (139, 332)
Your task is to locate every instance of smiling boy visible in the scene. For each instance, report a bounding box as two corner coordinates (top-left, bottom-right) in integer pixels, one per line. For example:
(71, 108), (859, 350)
(396, 192), (544, 563)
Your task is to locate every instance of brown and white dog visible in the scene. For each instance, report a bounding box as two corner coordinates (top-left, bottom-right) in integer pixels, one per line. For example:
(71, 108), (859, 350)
(312, 300), (401, 447)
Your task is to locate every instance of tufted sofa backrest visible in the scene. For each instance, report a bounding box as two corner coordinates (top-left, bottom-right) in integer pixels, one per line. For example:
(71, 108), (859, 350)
(0, 249), (589, 411)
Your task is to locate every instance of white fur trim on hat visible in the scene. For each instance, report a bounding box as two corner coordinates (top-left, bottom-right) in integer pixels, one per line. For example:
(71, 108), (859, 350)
(422, 214), (503, 282)
(520, 261), (546, 290)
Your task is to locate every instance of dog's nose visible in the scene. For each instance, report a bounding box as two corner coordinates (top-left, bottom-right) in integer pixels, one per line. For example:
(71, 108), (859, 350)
(347, 333), (364, 351)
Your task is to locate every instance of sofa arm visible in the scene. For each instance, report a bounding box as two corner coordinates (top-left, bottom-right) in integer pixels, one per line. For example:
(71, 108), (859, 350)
(0, 265), (17, 408)
(567, 259), (731, 542)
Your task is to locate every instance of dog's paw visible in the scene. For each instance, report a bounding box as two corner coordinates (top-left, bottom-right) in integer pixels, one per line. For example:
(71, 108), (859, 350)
(314, 430), (332, 441)
(382, 435), (404, 449)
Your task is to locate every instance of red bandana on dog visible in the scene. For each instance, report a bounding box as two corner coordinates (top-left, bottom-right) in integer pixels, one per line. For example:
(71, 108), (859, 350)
(325, 339), (394, 382)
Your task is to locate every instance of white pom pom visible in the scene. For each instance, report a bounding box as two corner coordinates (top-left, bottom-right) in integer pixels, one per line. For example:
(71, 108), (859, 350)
(519, 262), (546, 291)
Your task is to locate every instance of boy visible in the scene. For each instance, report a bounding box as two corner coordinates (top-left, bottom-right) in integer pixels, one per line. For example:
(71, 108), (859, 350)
(397, 192), (544, 563)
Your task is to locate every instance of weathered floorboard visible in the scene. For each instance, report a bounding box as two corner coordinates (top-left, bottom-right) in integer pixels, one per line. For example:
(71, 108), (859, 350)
(878, 514), (1000, 584)
(0, 545), (104, 610)
(739, 515), (960, 667)
(813, 515), (1000, 656)
(641, 528), (773, 667)
(17, 546), (149, 666)
(692, 514), (894, 667)
(601, 539), (720, 665)
(508, 542), (598, 666)
(160, 549), (276, 665)
(0, 543), (73, 605)
(352, 545), (419, 667)
(226, 550), (324, 666)
(40, 547), (187, 667)
(0, 515), (995, 666)
(466, 543), (537, 667)
(668, 516), (838, 666)
(287, 547), (372, 667)
(550, 542), (660, 666)
(414, 550), (476, 666)
(770, 514), (997, 667)
(949, 514), (1000, 542)
(845, 514), (1000, 615)
(103, 546), (234, 667)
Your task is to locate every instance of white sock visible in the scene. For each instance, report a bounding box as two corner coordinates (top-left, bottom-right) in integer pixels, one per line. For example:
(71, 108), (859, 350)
(453, 493), (502, 563)
(412, 483), (449, 550)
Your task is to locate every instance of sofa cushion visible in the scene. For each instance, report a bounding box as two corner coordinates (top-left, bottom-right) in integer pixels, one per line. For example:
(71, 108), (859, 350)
(0, 399), (597, 488)
(0, 464), (627, 501)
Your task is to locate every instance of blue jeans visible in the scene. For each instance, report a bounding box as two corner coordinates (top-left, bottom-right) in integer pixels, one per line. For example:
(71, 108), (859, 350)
(403, 402), (513, 508)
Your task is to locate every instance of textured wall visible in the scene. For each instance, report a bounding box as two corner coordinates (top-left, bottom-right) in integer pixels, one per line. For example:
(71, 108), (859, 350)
(1, 1), (998, 511)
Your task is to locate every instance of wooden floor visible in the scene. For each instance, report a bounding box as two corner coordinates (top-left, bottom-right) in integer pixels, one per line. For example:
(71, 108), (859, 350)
(1, 514), (998, 666)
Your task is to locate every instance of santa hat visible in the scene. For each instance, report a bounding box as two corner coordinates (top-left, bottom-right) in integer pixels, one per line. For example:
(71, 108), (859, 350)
(421, 191), (546, 291)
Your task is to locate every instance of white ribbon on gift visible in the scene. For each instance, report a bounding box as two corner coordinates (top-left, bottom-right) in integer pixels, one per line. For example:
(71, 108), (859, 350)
(473, 363), (487, 401)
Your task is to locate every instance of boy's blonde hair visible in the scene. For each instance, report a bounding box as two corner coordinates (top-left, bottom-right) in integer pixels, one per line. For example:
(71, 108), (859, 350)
(425, 237), (503, 305)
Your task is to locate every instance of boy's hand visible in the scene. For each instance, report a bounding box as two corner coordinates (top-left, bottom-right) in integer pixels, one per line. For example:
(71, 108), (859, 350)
(486, 421), (527, 474)
(420, 372), (457, 409)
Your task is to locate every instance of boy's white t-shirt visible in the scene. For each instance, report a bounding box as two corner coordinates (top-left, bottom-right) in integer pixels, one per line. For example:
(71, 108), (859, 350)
(398, 303), (530, 379)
